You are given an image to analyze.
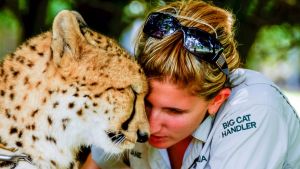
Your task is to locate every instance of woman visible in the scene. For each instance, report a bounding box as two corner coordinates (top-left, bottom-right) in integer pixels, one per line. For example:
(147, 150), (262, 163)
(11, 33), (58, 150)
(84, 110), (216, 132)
(82, 0), (300, 168)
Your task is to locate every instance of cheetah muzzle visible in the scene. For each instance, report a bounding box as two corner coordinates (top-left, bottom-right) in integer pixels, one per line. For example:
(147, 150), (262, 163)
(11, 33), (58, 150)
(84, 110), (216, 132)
(0, 10), (149, 169)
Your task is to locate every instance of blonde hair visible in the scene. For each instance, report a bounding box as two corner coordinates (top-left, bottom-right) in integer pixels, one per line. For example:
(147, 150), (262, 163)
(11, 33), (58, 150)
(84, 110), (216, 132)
(135, 0), (240, 99)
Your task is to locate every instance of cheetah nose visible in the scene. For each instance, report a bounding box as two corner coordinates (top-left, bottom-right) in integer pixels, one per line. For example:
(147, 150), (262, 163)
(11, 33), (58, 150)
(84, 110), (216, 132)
(137, 129), (149, 143)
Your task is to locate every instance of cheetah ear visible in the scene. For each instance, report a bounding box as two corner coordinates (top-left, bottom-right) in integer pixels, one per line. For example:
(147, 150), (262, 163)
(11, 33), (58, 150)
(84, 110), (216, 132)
(51, 10), (87, 65)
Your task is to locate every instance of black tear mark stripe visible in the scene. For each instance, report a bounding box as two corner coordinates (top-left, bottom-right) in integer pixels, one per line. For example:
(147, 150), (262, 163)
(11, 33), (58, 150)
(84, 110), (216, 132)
(121, 89), (137, 131)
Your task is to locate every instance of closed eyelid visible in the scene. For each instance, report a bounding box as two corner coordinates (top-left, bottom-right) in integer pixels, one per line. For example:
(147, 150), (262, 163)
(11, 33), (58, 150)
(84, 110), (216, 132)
(162, 107), (187, 114)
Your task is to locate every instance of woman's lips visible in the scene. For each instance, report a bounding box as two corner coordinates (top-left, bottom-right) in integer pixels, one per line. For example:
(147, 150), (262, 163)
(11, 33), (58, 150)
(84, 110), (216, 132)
(149, 135), (167, 143)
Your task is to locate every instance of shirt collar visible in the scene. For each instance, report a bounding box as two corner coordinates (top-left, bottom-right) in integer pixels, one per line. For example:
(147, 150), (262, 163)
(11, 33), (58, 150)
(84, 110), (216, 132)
(192, 115), (214, 142)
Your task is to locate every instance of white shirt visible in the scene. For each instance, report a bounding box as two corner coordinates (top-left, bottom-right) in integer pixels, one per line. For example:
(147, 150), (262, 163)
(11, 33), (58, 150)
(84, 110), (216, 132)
(92, 69), (300, 169)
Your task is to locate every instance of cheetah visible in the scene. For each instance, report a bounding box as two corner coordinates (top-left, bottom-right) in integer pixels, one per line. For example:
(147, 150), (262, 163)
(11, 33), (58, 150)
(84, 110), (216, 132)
(0, 10), (149, 169)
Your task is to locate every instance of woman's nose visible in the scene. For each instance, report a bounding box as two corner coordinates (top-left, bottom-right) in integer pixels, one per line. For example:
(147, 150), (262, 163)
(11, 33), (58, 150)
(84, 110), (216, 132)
(148, 109), (162, 134)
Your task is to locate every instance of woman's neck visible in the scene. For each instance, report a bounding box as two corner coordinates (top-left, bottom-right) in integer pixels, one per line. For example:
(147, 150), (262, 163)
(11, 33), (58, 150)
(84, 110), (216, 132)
(167, 136), (192, 169)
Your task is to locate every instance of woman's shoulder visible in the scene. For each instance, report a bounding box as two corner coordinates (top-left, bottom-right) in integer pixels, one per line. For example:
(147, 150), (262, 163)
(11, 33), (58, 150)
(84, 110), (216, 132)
(212, 68), (295, 129)
(229, 68), (277, 88)
(228, 68), (283, 109)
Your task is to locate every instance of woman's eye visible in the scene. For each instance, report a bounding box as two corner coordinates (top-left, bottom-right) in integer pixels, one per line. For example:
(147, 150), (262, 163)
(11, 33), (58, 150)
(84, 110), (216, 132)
(165, 108), (185, 115)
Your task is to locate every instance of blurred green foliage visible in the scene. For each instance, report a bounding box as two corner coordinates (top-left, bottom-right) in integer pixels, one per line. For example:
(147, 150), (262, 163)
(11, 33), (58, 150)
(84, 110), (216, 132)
(246, 24), (300, 89)
(45, 0), (73, 25)
(247, 24), (300, 69)
(0, 8), (21, 57)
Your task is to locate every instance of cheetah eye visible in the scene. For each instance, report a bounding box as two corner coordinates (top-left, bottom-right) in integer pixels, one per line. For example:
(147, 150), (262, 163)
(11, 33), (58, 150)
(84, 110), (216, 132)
(131, 83), (146, 95)
(130, 86), (138, 95)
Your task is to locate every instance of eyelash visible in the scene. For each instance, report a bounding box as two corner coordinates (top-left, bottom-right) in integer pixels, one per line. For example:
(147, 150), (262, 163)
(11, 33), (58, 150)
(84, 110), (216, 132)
(165, 108), (184, 114)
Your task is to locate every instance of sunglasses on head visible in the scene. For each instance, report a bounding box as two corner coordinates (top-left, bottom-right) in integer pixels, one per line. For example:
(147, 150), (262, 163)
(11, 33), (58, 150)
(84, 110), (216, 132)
(143, 12), (229, 76)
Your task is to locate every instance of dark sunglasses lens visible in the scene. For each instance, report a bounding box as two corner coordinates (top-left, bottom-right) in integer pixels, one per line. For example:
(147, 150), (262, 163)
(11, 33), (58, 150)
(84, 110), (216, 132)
(183, 28), (223, 63)
(143, 13), (179, 39)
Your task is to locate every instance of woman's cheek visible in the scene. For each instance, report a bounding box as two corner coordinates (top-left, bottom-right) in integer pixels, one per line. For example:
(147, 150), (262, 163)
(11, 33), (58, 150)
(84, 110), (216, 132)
(165, 114), (190, 130)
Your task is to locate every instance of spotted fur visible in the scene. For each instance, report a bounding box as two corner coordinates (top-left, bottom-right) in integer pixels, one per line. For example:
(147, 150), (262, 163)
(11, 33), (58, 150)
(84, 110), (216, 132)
(0, 10), (149, 169)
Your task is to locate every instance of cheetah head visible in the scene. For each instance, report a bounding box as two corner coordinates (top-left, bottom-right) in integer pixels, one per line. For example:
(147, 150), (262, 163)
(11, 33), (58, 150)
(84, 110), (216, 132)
(50, 10), (149, 154)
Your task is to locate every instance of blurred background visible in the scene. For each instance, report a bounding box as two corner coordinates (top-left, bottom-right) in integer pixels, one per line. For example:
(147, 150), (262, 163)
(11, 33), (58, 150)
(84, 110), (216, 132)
(0, 0), (299, 114)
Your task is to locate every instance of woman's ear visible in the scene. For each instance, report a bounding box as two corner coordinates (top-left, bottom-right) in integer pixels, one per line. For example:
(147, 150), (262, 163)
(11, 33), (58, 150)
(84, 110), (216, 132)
(207, 88), (231, 115)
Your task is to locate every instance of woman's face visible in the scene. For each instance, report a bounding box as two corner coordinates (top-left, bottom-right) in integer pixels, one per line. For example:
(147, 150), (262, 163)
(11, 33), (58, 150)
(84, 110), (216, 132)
(145, 79), (211, 148)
